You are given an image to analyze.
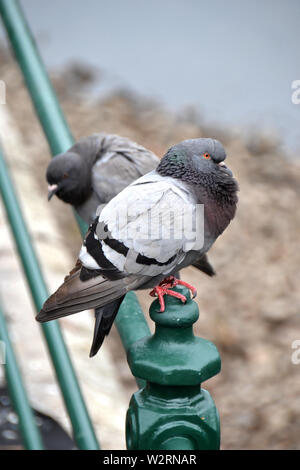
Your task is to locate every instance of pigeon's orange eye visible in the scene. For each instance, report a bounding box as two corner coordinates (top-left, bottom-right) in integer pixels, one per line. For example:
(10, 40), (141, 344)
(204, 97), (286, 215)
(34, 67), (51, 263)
(203, 153), (211, 159)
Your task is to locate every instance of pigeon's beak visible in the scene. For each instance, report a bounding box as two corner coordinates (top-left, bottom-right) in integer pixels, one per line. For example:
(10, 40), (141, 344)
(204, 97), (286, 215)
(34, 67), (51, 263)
(47, 184), (59, 201)
(218, 161), (233, 176)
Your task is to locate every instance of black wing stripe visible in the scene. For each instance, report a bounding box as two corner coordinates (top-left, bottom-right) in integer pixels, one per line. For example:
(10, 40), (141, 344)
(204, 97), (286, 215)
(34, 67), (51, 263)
(85, 227), (117, 271)
(136, 252), (177, 267)
(102, 234), (129, 257)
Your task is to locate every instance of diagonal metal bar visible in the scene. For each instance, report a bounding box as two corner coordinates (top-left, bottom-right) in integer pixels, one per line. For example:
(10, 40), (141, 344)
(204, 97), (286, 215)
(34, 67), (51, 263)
(0, 300), (44, 450)
(0, 0), (151, 387)
(0, 145), (99, 449)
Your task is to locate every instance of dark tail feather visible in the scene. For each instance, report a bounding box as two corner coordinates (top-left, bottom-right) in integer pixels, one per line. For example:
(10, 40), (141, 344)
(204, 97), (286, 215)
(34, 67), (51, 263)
(89, 296), (125, 357)
(192, 254), (216, 277)
(36, 269), (129, 323)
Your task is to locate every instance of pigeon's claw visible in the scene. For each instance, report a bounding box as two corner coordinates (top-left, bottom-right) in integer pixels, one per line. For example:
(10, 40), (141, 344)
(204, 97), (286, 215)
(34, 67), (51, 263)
(149, 276), (190, 312)
(162, 276), (197, 299)
(149, 285), (187, 312)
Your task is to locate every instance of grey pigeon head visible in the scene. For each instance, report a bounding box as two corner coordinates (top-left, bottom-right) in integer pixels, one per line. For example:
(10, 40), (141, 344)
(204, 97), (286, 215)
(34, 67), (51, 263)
(157, 137), (238, 227)
(46, 152), (91, 206)
(157, 138), (233, 179)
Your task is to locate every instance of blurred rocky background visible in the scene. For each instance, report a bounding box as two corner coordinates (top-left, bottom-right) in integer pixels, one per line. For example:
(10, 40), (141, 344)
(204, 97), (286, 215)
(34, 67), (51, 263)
(0, 42), (300, 450)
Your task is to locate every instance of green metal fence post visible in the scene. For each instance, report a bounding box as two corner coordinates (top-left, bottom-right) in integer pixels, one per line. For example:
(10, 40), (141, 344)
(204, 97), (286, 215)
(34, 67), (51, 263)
(126, 286), (221, 450)
(0, 146), (99, 450)
(0, 302), (44, 450)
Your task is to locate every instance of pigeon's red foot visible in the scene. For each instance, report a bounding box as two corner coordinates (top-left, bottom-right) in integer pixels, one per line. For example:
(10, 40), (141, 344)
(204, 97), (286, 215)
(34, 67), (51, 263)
(149, 276), (197, 312)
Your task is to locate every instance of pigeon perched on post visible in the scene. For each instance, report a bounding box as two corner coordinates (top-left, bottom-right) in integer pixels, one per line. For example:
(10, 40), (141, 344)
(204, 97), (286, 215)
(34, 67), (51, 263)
(46, 133), (217, 356)
(37, 138), (238, 356)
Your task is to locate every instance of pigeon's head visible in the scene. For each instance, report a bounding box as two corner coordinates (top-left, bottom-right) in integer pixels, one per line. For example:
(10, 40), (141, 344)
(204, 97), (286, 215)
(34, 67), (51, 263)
(157, 138), (238, 211)
(46, 152), (91, 206)
(157, 138), (234, 180)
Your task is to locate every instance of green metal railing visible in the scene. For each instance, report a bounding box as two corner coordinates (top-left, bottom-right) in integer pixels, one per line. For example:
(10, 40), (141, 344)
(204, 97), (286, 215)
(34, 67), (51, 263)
(0, 0), (221, 450)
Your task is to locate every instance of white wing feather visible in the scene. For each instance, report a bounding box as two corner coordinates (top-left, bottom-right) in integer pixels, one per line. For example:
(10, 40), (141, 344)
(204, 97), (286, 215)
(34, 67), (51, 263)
(92, 171), (203, 277)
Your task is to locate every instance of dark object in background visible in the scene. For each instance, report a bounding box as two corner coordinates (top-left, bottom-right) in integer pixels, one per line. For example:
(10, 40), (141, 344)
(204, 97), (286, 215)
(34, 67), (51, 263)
(0, 387), (75, 450)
